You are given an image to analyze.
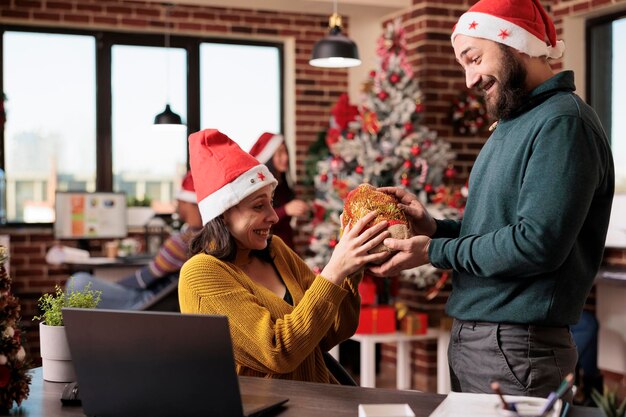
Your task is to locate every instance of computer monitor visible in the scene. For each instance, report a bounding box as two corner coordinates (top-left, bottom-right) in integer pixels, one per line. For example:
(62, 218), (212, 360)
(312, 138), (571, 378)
(54, 192), (128, 246)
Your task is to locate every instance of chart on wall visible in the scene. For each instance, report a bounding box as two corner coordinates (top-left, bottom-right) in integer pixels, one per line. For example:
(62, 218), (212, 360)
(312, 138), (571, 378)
(54, 192), (127, 240)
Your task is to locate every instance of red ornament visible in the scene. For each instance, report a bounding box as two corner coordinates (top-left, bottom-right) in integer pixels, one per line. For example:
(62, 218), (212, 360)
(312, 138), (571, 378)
(320, 173), (328, 182)
(389, 73), (400, 84)
(377, 91), (389, 101)
(445, 166), (456, 178)
(403, 160), (412, 169)
(424, 184), (433, 193)
(415, 103), (425, 113)
(369, 70), (376, 78)
(346, 131), (355, 140)
(401, 177), (410, 186)
(331, 93), (359, 130)
(411, 145), (421, 156)
(355, 165), (364, 174)
(329, 238), (338, 248)
(404, 122), (414, 132)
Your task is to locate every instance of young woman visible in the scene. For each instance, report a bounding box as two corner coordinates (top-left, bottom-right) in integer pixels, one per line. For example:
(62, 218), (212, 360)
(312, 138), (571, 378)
(249, 132), (309, 248)
(179, 129), (390, 383)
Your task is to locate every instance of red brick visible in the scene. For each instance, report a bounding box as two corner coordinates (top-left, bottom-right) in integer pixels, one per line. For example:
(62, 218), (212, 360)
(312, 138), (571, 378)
(46, 1), (71, 10)
(63, 14), (90, 23)
(76, 3), (102, 12)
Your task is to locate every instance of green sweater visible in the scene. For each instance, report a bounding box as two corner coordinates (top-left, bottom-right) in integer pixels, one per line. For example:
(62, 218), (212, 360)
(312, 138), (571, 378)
(429, 71), (614, 326)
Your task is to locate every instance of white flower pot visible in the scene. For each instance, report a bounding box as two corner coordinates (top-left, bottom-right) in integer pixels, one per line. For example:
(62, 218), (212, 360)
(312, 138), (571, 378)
(126, 206), (155, 227)
(39, 323), (76, 382)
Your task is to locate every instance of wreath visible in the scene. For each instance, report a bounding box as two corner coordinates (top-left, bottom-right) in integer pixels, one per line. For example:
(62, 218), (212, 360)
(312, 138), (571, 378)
(450, 92), (488, 136)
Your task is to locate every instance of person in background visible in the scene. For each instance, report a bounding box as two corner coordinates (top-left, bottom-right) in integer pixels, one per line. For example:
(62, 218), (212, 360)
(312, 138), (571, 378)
(67, 172), (203, 310)
(179, 129), (390, 383)
(370, 0), (614, 402)
(249, 132), (309, 248)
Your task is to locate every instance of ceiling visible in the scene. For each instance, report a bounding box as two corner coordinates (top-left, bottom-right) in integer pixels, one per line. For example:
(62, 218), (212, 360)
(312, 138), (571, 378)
(143, 0), (409, 16)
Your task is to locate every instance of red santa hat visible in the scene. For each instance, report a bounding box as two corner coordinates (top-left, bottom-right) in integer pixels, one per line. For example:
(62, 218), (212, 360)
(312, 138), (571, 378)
(188, 129), (277, 225)
(249, 132), (284, 164)
(451, 0), (565, 59)
(175, 171), (197, 204)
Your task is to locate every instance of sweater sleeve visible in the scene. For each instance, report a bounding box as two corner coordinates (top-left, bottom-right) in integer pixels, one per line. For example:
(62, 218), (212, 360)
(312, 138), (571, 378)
(429, 115), (608, 278)
(179, 254), (350, 375)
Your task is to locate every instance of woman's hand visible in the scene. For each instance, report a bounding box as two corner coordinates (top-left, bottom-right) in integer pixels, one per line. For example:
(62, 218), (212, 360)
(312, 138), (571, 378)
(285, 199), (310, 217)
(321, 211), (391, 285)
(378, 187), (437, 236)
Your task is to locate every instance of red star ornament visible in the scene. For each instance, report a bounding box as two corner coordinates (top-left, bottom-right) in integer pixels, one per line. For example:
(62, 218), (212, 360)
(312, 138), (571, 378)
(331, 93), (359, 130)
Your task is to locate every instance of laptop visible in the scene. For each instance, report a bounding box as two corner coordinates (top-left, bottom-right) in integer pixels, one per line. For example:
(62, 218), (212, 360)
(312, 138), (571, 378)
(62, 308), (288, 417)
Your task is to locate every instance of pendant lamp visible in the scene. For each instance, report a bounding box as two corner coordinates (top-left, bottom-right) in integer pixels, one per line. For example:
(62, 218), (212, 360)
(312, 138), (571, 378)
(309, 0), (361, 68)
(154, 4), (185, 130)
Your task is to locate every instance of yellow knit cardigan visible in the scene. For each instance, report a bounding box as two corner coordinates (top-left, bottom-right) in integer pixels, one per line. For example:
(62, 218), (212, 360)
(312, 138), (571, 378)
(178, 236), (362, 383)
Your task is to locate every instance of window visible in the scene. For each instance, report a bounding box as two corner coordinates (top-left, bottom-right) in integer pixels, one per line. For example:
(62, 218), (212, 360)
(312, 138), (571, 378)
(588, 13), (626, 247)
(2, 31), (96, 222)
(200, 43), (281, 152)
(112, 44), (188, 213)
(1, 27), (283, 223)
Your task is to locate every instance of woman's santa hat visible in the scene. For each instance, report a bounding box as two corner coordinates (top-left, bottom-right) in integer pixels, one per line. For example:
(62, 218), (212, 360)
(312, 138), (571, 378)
(249, 132), (284, 164)
(175, 171), (197, 204)
(189, 129), (277, 225)
(451, 0), (565, 59)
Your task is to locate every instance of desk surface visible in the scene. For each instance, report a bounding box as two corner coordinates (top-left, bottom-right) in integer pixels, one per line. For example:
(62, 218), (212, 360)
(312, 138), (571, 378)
(11, 368), (603, 417)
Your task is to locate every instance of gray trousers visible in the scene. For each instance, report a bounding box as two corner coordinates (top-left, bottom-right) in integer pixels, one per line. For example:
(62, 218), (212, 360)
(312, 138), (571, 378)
(448, 319), (577, 402)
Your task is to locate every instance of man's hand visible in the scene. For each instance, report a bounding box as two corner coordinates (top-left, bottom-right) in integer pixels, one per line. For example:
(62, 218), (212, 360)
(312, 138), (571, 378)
(377, 187), (436, 236)
(368, 235), (431, 277)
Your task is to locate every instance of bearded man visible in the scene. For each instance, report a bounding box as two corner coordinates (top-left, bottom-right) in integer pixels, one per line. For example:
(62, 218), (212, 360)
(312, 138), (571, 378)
(370, 0), (614, 401)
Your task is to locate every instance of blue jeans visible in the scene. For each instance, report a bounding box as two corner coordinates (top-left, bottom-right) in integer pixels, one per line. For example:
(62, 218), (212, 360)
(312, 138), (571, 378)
(67, 272), (157, 310)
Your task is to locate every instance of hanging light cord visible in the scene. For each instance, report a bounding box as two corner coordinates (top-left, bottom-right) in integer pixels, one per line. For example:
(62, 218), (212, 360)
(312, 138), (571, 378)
(164, 3), (171, 105)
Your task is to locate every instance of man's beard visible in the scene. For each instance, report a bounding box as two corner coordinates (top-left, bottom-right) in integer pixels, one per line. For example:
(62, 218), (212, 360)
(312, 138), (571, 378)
(483, 44), (528, 120)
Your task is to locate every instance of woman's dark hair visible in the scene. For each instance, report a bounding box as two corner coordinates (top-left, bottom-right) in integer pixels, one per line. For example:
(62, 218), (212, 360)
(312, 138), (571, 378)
(189, 215), (272, 263)
(264, 143), (295, 201)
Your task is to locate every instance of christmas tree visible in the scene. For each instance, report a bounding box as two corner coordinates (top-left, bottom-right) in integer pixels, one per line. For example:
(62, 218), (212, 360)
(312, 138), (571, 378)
(0, 246), (31, 412)
(304, 19), (465, 290)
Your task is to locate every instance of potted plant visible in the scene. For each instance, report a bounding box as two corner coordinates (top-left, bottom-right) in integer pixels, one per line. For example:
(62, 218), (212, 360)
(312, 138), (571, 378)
(126, 196), (155, 227)
(592, 388), (626, 417)
(33, 283), (101, 382)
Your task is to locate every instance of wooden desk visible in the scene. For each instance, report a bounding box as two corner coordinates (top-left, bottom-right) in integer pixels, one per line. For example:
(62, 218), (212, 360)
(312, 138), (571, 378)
(10, 368), (603, 417)
(350, 330), (440, 390)
(63, 257), (151, 282)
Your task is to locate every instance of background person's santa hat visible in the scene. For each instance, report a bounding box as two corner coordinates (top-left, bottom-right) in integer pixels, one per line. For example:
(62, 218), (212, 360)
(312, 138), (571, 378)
(189, 129), (277, 225)
(451, 0), (565, 59)
(175, 171), (197, 204)
(249, 132), (284, 164)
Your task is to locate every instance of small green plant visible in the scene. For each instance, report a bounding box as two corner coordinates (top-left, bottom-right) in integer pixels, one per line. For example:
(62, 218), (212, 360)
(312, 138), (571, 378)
(591, 387), (626, 417)
(33, 283), (101, 326)
(127, 196), (152, 207)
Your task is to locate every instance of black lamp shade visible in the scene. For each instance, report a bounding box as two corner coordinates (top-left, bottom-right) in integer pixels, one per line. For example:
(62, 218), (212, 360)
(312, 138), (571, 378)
(154, 104), (183, 125)
(309, 27), (361, 68)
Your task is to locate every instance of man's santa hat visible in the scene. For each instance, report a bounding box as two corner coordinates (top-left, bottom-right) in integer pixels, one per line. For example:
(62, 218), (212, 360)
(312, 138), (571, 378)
(249, 132), (284, 164)
(451, 0), (565, 59)
(188, 129), (277, 225)
(175, 171), (197, 204)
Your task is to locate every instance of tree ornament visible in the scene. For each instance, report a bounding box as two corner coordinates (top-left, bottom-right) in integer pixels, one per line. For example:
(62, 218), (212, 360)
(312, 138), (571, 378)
(369, 70), (376, 78)
(411, 145), (421, 156)
(346, 131), (355, 140)
(404, 122), (414, 133)
(424, 184), (433, 193)
(377, 91), (389, 101)
(0, 246), (31, 411)
(330, 157), (344, 174)
(320, 172), (328, 183)
(415, 103), (425, 113)
(389, 73), (401, 84)
(401, 176), (410, 186)
(355, 165), (364, 174)
(403, 160), (412, 169)
(328, 238), (338, 248)
(331, 93), (359, 131)
(445, 166), (456, 178)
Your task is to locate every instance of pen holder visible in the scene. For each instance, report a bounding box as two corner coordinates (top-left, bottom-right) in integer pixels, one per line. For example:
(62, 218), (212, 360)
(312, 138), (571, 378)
(494, 400), (560, 417)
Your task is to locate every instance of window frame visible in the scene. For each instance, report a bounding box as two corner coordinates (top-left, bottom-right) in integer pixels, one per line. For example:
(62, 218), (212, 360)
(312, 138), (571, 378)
(0, 25), (285, 224)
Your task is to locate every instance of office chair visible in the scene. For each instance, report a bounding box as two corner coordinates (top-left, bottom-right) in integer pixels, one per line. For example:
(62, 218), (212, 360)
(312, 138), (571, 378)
(138, 280), (180, 312)
(323, 351), (358, 386)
